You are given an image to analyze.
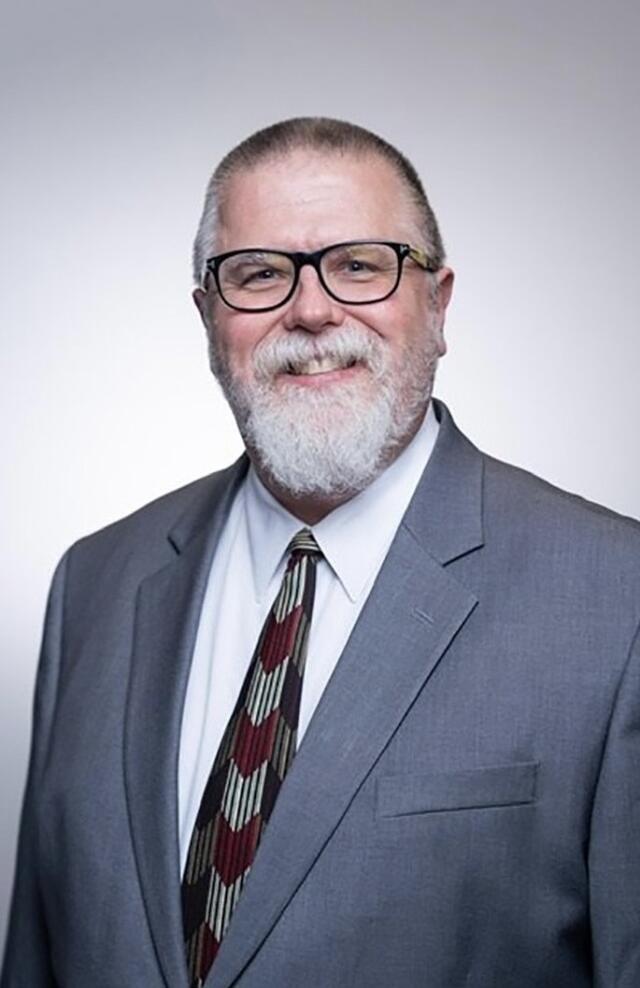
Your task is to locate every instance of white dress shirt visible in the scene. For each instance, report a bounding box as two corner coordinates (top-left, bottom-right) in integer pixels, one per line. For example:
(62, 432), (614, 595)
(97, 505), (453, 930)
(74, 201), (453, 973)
(178, 403), (440, 871)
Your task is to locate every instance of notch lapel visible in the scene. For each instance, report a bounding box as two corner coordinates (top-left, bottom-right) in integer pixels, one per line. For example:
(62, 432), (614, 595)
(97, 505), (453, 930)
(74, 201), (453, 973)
(207, 403), (485, 988)
(124, 460), (247, 988)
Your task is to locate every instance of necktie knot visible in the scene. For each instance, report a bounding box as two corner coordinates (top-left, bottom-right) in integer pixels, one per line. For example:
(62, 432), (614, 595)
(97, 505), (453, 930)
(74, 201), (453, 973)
(287, 528), (322, 558)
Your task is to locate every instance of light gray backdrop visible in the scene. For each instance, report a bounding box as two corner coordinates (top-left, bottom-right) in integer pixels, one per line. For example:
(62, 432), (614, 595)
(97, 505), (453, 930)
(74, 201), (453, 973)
(2, 0), (639, 946)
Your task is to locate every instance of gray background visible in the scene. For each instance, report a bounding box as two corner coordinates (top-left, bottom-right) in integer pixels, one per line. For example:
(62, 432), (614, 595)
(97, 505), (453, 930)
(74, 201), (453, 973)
(2, 0), (639, 946)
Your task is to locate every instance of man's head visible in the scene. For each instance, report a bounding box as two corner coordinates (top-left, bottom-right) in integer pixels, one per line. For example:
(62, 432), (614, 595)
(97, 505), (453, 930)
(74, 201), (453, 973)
(193, 117), (454, 517)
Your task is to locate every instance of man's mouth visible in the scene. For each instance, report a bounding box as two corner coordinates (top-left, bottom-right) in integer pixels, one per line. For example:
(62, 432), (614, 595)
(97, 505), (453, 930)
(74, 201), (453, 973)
(284, 355), (359, 376)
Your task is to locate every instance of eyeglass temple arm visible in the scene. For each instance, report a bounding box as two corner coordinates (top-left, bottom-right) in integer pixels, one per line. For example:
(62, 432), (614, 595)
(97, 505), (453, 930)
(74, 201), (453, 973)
(408, 246), (439, 272)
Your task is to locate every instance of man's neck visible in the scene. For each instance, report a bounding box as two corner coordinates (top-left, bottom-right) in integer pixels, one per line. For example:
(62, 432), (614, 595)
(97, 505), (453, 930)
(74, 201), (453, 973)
(251, 477), (355, 525)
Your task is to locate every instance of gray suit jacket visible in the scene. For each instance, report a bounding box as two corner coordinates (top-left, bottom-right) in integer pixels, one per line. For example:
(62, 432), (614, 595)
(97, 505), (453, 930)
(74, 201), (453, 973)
(3, 401), (640, 988)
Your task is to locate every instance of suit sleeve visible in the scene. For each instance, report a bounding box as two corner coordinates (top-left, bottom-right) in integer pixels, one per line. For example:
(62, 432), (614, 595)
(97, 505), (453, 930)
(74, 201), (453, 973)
(589, 617), (640, 988)
(0, 552), (69, 988)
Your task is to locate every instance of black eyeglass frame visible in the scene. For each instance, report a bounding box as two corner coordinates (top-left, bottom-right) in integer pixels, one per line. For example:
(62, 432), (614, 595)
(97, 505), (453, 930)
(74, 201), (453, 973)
(204, 240), (439, 313)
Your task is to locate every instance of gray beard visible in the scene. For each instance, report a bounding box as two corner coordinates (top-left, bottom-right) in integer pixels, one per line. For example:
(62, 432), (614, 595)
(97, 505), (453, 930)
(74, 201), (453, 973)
(209, 323), (440, 499)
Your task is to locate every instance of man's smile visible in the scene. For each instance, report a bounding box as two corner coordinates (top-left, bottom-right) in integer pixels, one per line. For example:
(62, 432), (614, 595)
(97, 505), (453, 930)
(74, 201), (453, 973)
(278, 356), (366, 386)
(284, 354), (358, 375)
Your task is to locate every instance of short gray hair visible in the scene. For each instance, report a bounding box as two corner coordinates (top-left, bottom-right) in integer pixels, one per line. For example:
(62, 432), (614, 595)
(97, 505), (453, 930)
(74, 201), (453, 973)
(192, 116), (446, 287)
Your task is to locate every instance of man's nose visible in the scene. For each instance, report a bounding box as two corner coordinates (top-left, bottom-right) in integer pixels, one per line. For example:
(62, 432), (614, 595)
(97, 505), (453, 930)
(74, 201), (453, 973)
(281, 264), (344, 333)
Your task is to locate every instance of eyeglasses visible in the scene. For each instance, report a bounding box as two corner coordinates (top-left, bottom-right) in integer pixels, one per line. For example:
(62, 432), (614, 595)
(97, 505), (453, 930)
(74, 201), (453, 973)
(204, 240), (438, 313)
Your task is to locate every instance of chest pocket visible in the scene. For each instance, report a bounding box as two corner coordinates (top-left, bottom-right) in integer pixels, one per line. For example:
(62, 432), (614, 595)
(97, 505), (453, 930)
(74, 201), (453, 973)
(376, 761), (539, 817)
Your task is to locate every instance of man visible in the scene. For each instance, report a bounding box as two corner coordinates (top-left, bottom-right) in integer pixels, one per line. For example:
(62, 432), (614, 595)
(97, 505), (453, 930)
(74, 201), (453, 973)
(2, 117), (639, 988)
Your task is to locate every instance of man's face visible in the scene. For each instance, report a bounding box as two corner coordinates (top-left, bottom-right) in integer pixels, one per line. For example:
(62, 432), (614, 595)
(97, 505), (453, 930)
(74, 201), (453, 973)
(195, 149), (453, 502)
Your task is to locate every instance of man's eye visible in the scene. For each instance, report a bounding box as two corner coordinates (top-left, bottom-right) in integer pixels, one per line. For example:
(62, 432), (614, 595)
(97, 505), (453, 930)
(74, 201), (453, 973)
(336, 257), (380, 277)
(237, 266), (291, 289)
(243, 268), (276, 284)
(326, 248), (387, 278)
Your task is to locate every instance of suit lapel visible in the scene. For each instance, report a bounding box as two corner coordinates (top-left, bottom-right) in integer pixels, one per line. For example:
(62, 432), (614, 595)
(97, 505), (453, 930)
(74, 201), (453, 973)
(208, 402), (485, 988)
(124, 459), (247, 988)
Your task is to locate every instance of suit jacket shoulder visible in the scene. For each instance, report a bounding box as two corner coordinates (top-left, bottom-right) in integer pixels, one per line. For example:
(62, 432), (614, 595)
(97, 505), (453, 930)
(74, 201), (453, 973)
(64, 457), (248, 587)
(481, 449), (640, 581)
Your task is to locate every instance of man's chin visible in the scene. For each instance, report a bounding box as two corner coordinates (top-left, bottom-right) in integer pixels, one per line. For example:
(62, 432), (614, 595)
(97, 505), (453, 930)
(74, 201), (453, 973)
(237, 390), (399, 502)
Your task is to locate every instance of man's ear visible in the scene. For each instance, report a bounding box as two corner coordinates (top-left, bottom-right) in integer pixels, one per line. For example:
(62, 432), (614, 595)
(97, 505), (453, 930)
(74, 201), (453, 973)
(431, 267), (454, 357)
(436, 267), (455, 311)
(193, 287), (211, 329)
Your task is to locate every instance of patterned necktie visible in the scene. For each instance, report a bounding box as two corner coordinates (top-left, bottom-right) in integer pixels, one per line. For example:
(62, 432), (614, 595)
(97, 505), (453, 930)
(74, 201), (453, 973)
(182, 528), (322, 987)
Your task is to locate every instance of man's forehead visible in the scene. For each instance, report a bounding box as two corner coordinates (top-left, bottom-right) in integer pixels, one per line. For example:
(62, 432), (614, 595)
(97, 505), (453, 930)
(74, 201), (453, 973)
(217, 149), (417, 250)
(226, 148), (405, 199)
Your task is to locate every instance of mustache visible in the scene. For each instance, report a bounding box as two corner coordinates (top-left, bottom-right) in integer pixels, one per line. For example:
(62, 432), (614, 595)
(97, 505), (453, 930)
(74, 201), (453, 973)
(252, 325), (386, 379)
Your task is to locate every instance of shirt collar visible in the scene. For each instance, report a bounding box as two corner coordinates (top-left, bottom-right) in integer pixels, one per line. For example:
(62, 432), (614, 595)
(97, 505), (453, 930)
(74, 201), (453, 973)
(244, 401), (440, 603)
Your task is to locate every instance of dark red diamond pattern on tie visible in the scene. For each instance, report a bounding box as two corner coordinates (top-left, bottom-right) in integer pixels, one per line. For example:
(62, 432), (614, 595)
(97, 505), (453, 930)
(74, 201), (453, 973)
(211, 815), (263, 886)
(230, 708), (279, 777)
(181, 528), (321, 987)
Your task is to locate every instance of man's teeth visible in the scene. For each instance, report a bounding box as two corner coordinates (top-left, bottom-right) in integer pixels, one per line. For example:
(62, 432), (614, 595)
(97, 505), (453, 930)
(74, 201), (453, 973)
(286, 356), (356, 375)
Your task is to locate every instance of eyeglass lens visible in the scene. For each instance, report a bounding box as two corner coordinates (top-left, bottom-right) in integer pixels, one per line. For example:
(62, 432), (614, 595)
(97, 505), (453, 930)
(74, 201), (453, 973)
(217, 242), (400, 309)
